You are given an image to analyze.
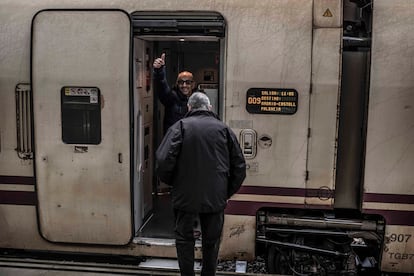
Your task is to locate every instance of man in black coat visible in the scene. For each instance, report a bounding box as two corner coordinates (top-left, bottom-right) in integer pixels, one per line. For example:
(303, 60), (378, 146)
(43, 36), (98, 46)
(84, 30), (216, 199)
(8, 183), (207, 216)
(153, 53), (195, 133)
(156, 92), (246, 276)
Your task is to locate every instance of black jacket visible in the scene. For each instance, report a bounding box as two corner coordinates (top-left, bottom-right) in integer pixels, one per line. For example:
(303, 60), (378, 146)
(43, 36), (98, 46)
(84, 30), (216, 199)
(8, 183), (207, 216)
(154, 66), (189, 133)
(156, 110), (246, 213)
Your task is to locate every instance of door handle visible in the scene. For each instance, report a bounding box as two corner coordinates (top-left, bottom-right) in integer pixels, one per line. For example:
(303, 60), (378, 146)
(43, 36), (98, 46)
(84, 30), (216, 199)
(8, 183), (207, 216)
(240, 129), (257, 159)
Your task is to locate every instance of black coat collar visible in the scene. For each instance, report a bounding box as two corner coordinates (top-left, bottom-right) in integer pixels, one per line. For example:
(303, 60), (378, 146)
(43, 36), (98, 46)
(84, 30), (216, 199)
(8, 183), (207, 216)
(185, 109), (219, 120)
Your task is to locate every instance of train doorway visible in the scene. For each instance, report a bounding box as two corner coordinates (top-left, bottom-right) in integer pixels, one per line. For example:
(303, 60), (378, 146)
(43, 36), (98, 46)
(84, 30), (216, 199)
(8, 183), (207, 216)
(131, 12), (225, 238)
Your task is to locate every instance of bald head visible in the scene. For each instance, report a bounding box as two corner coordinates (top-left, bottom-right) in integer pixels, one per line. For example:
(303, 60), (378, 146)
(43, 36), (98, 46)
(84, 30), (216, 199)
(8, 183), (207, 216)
(176, 71), (193, 82)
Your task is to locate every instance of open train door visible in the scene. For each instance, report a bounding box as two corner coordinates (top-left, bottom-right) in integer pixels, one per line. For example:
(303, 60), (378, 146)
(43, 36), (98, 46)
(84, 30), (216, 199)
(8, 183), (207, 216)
(31, 9), (132, 245)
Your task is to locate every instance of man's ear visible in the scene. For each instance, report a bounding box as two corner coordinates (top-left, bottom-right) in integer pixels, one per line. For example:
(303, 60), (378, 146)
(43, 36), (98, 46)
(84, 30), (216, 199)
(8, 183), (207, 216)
(208, 105), (212, 111)
(187, 104), (192, 111)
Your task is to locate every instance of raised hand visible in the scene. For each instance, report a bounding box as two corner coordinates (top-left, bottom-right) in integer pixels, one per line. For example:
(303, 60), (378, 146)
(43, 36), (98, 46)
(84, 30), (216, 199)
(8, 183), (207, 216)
(153, 53), (165, 69)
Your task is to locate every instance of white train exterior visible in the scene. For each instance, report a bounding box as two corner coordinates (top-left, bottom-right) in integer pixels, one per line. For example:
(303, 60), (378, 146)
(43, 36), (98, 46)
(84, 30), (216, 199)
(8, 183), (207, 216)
(0, 0), (413, 274)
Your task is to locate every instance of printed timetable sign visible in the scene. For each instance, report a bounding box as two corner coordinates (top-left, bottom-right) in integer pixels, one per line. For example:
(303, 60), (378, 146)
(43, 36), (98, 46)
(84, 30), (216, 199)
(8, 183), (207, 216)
(246, 88), (298, 115)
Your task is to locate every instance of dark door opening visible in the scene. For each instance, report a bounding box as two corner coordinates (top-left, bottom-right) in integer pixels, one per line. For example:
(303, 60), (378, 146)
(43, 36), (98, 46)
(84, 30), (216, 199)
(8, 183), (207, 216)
(132, 12), (225, 239)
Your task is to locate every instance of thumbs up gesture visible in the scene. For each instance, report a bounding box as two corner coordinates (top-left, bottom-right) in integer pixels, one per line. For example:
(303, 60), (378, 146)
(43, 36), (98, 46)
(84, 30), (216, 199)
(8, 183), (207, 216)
(153, 53), (165, 69)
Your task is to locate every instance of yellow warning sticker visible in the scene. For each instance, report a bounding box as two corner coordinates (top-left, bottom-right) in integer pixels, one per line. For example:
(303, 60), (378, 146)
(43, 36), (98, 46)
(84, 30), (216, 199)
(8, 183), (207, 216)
(323, 8), (333, 17)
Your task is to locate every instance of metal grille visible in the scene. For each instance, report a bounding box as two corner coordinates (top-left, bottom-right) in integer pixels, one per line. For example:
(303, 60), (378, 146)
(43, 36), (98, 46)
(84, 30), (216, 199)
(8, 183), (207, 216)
(15, 83), (33, 159)
(131, 11), (225, 37)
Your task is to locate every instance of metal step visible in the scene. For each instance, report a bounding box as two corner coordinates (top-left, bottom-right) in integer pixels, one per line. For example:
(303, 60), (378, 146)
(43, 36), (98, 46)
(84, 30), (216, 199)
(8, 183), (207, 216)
(138, 257), (201, 271)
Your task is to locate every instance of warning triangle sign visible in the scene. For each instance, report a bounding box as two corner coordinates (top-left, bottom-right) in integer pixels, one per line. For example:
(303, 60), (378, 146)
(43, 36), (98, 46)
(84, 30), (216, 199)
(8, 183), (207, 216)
(323, 8), (333, 17)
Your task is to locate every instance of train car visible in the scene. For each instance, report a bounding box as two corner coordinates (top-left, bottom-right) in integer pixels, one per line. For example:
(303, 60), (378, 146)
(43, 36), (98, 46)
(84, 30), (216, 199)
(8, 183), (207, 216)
(0, 0), (413, 275)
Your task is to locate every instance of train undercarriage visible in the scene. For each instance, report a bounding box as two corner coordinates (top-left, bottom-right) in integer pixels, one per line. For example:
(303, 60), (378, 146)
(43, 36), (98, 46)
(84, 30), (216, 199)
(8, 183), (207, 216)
(257, 210), (384, 275)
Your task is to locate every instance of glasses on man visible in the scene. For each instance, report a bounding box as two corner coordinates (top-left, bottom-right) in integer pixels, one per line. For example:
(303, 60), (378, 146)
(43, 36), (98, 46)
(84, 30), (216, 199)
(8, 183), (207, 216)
(177, 79), (193, 85)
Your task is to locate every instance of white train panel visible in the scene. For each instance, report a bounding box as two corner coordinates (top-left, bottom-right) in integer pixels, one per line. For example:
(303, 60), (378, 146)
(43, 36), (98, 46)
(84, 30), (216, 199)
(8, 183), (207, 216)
(32, 10), (132, 245)
(226, 0), (312, 190)
(306, 27), (341, 206)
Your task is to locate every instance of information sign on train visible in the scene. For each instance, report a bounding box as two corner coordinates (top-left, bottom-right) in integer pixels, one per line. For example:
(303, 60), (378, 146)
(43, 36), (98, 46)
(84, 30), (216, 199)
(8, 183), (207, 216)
(246, 88), (298, 114)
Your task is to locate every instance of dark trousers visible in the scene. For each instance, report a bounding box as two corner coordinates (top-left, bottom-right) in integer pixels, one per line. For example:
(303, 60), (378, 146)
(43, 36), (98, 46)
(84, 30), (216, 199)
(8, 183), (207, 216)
(174, 209), (224, 276)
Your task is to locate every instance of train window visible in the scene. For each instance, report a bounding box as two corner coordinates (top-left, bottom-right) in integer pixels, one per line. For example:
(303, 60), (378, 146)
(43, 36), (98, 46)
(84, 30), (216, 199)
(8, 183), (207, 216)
(61, 86), (101, 145)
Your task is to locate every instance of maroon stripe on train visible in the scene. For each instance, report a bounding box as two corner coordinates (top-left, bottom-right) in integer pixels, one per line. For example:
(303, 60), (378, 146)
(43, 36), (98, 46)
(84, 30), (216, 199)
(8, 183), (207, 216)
(0, 175), (35, 185)
(363, 193), (414, 204)
(237, 186), (306, 196)
(238, 185), (335, 199)
(363, 209), (414, 226)
(238, 186), (414, 205)
(225, 200), (332, 216)
(0, 191), (37, 205)
(225, 200), (414, 226)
